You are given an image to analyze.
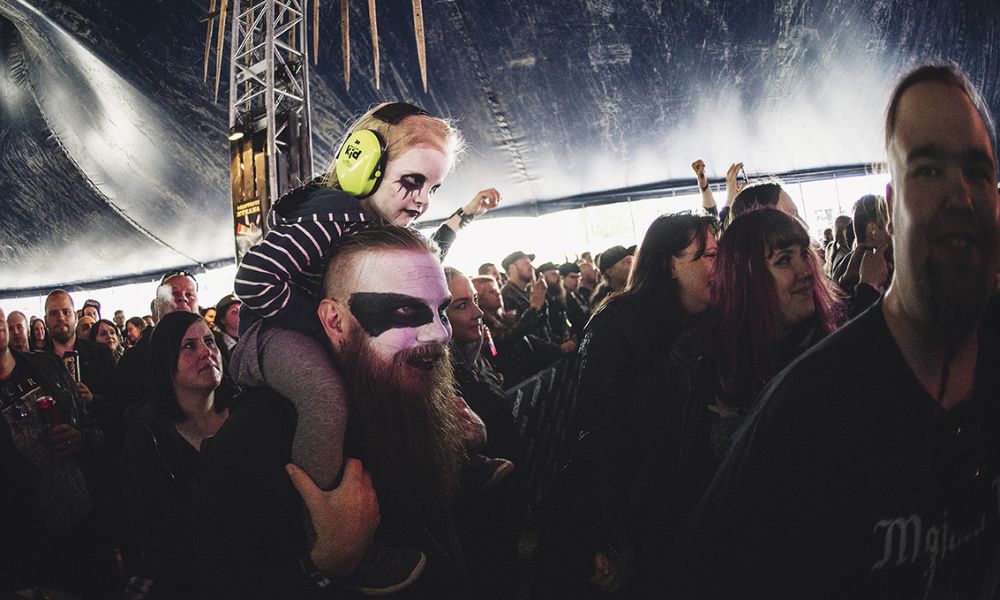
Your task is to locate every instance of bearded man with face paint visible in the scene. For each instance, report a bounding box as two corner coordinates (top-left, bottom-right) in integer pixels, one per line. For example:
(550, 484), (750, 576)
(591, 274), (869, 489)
(653, 65), (1000, 599)
(227, 103), (499, 593)
(194, 225), (469, 598)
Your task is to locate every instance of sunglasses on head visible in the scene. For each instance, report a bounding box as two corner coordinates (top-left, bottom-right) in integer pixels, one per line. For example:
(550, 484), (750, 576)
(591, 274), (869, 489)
(160, 270), (199, 290)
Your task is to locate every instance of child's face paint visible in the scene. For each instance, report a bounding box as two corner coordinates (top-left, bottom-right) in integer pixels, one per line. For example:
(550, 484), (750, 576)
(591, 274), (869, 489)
(363, 146), (449, 226)
(341, 250), (453, 363)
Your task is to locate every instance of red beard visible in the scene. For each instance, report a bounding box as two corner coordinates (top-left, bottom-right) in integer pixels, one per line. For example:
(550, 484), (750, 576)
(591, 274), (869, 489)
(337, 332), (465, 520)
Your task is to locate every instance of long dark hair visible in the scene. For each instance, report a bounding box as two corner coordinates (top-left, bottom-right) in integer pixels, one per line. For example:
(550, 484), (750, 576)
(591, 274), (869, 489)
(595, 213), (719, 337)
(712, 208), (843, 407)
(149, 311), (230, 421)
(28, 317), (48, 351)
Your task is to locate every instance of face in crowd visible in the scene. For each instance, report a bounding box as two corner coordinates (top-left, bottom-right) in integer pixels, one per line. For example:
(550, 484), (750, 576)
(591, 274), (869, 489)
(323, 249), (453, 388)
(173, 319), (224, 399)
(45, 292), (78, 345)
(94, 321), (120, 353)
(563, 271), (581, 293)
(319, 242), (463, 518)
(886, 79), (999, 337)
(0, 309), (9, 352)
(604, 256), (633, 288)
(126, 319), (144, 344)
(77, 316), (96, 340)
(366, 145), (451, 227)
(219, 302), (241, 337)
(164, 275), (198, 315)
(672, 230), (718, 315)
(474, 277), (504, 313)
(446, 273), (484, 347)
(7, 312), (29, 352)
(31, 318), (46, 345)
(508, 257), (534, 285)
(766, 242), (817, 328)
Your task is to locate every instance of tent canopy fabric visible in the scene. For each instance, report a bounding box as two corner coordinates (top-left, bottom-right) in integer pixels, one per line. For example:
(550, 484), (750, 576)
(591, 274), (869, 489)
(1, 0), (998, 295)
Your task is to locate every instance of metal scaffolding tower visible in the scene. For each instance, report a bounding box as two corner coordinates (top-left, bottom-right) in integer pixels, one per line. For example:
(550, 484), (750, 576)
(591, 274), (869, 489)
(226, 0), (314, 260)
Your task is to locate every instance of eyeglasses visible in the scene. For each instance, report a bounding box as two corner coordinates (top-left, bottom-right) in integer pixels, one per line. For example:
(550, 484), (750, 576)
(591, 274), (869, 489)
(159, 269), (199, 290)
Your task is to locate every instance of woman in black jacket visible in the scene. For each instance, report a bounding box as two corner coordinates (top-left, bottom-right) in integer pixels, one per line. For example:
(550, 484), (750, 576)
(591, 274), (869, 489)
(120, 311), (234, 599)
(639, 207), (845, 594)
(533, 212), (720, 598)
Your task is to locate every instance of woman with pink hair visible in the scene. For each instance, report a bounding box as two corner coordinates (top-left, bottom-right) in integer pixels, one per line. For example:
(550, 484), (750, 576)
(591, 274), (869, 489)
(637, 207), (844, 587)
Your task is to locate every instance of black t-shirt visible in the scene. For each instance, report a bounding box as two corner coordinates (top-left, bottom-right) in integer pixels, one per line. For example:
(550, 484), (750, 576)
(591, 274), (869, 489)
(1, 358), (51, 465)
(1, 357), (43, 409)
(663, 301), (1000, 599)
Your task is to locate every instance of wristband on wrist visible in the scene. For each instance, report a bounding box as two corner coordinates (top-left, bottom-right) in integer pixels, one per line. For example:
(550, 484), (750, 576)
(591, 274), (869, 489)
(699, 181), (709, 192)
(452, 207), (475, 229)
(299, 554), (333, 590)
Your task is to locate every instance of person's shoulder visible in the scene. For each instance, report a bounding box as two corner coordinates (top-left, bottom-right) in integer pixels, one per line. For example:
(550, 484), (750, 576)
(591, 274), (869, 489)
(272, 180), (364, 222)
(586, 295), (636, 328)
(124, 396), (159, 422)
(14, 348), (64, 376)
(210, 387), (297, 452)
(750, 303), (891, 420)
(76, 338), (112, 359)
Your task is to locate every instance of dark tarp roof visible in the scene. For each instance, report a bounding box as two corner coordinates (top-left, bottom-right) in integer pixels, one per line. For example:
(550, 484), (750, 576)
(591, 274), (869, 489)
(1, 0), (998, 295)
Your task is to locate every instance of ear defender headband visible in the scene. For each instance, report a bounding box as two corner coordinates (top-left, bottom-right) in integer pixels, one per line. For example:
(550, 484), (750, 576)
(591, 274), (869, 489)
(335, 102), (430, 198)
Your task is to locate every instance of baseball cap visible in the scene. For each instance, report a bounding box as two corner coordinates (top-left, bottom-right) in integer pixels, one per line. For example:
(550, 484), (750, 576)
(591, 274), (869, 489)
(558, 262), (581, 277)
(501, 251), (535, 271)
(535, 262), (558, 275)
(214, 293), (241, 317)
(596, 245), (636, 272)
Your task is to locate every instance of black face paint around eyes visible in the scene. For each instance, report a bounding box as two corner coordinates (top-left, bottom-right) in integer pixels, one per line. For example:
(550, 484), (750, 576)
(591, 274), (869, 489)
(394, 175), (426, 202)
(349, 292), (435, 337)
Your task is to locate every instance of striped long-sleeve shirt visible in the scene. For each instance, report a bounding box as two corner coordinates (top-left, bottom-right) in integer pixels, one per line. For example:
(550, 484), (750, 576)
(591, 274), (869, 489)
(234, 182), (456, 337)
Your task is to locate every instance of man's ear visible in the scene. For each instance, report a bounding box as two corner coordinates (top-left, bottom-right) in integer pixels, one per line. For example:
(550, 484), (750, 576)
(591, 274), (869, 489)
(318, 298), (346, 346)
(885, 182), (895, 236)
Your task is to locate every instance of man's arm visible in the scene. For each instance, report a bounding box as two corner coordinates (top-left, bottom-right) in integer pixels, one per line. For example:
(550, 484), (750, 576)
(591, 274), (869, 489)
(193, 395), (376, 598)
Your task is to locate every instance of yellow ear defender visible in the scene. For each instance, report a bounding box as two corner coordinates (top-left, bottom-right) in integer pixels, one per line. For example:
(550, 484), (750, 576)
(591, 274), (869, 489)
(334, 102), (429, 198)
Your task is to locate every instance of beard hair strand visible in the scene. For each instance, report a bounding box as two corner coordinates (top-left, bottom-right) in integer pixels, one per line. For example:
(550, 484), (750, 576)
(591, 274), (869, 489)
(338, 331), (465, 520)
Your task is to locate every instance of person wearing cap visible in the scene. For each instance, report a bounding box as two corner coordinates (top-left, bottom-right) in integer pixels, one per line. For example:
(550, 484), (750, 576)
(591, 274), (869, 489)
(82, 299), (101, 321)
(577, 259), (599, 303)
(590, 245), (636, 309)
(559, 262), (589, 338)
(213, 294), (242, 355)
(537, 262), (572, 343)
(500, 251), (554, 344)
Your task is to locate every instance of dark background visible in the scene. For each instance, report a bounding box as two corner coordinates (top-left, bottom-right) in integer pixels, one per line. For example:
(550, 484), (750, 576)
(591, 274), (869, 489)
(1, 0), (997, 293)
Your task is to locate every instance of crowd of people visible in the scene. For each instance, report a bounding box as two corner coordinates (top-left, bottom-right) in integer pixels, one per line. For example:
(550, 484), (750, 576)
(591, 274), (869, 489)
(2, 63), (999, 599)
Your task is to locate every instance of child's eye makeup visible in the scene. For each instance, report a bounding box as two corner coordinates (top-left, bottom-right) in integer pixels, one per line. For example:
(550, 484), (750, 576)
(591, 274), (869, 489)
(395, 174), (427, 201)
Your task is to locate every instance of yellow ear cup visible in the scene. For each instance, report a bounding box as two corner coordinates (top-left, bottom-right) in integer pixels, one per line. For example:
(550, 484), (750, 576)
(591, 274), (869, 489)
(335, 129), (386, 197)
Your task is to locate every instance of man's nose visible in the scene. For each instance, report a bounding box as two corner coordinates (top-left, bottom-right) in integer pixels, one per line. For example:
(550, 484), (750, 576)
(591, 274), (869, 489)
(947, 166), (980, 212)
(417, 314), (451, 344)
